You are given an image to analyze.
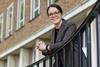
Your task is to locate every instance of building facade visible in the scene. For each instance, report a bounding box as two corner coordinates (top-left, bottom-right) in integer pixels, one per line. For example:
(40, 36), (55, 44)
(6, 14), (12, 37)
(0, 0), (99, 67)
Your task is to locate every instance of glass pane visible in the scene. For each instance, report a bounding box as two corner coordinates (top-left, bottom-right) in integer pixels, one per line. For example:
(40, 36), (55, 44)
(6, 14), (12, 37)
(8, 12), (12, 30)
(7, 6), (13, 33)
(0, 23), (1, 34)
(20, 20), (23, 27)
(20, 1), (24, 20)
(0, 16), (2, 23)
(10, 7), (12, 13)
(54, 0), (58, 2)
(0, 17), (2, 35)
(48, 0), (57, 5)
(49, 0), (52, 5)
(35, 10), (39, 17)
(35, 0), (38, 9)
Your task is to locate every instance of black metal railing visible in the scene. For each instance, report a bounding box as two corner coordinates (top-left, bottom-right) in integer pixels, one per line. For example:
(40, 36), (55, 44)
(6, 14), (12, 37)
(27, 0), (100, 67)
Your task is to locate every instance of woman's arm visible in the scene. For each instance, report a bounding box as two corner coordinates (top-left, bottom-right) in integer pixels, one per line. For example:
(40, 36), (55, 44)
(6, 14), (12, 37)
(49, 23), (76, 51)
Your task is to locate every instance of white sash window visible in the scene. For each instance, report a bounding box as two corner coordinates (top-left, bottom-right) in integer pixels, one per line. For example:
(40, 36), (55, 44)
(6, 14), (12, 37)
(30, 0), (40, 20)
(17, 0), (25, 30)
(6, 3), (14, 37)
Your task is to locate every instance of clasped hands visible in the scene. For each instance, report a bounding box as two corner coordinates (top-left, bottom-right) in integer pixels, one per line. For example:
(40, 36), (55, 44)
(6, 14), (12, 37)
(36, 39), (47, 52)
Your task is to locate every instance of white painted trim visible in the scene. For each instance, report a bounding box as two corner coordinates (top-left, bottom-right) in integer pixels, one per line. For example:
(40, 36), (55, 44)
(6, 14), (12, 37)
(0, 13), (3, 41)
(63, 0), (97, 20)
(91, 19), (97, 67)
(30, 0), (40, 20)
(0, 0), (97, 59)
(6, 2), (14, 38)
(7, 2), (14, 10)
(0, 23), (54, 59)
(30, 0), (33, 20)
(16, 0), (25, 30)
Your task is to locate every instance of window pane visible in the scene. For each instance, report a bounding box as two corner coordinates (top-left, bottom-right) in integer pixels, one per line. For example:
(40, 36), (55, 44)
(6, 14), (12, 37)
(49, 0), (52, 5)
(35, 0), (38, 9)
(48, 0), (57, 6)
(8, 10), (12, 30)
(0, 23), (1, 34)
(31, 0), (40, 19)
(0, 15), (2, 39)
(20, 1), (24, 20)
(20, 20), (23, 27)
(54, 0), (58, 2)
(35, 10), (39, 17)
(17, 0), (25, 30)
(6, 3), (13, 37)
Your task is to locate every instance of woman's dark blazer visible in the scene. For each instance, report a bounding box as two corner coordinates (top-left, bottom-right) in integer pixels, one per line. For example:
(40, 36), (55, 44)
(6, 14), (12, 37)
(43, 19), (79, 67)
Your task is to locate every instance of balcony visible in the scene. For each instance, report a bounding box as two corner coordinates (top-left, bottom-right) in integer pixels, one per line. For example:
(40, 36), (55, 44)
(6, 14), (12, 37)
(27, 0), (100, 67)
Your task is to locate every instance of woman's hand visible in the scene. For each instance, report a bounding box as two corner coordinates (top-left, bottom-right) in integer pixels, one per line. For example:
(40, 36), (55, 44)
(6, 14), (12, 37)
(36, 39), (47, 51)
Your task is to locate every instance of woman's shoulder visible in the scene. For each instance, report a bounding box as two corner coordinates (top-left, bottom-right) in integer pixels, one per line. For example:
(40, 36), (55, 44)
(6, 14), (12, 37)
(62, 19), (76, 26)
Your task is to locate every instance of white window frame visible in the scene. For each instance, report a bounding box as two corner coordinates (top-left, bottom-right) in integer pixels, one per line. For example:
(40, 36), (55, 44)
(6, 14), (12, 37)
(17, 0), (25, 30)
(0, 13), (3, 42)
(6, 2), (14, 38)
(48, 0), (56, 6)
(30, 0), (40, 20)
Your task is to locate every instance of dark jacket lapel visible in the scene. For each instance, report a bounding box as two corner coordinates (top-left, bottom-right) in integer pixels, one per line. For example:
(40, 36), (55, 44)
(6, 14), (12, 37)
(56, 19), (66, 42)
(51, 28), (56, 43)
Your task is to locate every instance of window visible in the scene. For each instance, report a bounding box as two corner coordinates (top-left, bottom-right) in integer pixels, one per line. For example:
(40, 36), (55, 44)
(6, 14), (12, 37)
(0, 13), (3, 42)
(6, 3), (14, 37)
(82, 30), (87, 57)
(48, 0), (57, 6)
(30, 0), (40, 20)
(17, 0), (25, 30)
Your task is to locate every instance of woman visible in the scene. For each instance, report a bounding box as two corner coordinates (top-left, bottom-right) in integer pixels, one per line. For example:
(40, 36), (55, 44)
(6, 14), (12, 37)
(36, 4), (79, 67)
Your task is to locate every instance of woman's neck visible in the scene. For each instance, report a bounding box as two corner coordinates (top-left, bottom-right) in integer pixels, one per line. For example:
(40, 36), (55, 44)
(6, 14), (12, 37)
(55, 20), (62, 29)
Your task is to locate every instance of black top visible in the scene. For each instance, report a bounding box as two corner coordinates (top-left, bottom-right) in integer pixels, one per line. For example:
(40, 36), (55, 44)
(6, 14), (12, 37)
(55, 29), (59, 43)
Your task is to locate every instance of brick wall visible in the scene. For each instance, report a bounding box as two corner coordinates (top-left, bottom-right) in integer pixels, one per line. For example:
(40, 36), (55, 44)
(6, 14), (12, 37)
(0, 0), (81, 54)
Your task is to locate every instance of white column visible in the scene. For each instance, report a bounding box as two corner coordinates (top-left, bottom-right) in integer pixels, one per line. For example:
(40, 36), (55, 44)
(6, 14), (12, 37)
(0, 60), (4, 67)
(19, 48), (32, 67)
(35, 48), (40, 61)
(91, 18), (97, 67)
(7, 55), (16, 67)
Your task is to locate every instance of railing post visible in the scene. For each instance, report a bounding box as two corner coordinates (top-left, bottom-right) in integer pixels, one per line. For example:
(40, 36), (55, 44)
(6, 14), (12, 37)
(96, 11), (100, 67)
(78, 32), (82, 67)
(55, 53), (58, 67)
(43, 60), (46, 67)
(63, 47), (66, 67)
(37, 63), (39, 67)
(86, 23), (91, 67)
(70, 41), (74, 67)
(49, 56), (52, 67)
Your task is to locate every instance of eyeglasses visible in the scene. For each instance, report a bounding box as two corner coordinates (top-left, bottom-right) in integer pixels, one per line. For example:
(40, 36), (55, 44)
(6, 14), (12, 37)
(48, 11), (60, 16)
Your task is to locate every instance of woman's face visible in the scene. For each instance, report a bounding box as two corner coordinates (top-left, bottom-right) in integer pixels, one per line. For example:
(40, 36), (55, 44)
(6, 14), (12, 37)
(48, 7), (62, 25)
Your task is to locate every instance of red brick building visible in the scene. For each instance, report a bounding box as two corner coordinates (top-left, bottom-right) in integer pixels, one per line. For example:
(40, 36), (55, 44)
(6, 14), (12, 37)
(0, 0), (98, 67)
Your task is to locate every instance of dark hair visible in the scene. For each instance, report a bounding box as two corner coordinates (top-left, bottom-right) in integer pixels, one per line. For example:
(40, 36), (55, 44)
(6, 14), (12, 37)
(47, 4), (63, 16)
